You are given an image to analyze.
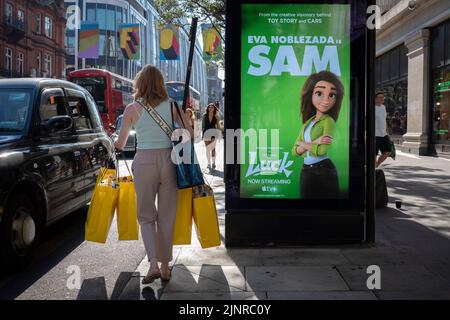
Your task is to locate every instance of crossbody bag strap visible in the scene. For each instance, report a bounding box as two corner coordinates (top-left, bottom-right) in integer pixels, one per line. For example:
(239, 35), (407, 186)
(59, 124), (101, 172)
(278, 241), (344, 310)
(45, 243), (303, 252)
(135, 98), (173, 140)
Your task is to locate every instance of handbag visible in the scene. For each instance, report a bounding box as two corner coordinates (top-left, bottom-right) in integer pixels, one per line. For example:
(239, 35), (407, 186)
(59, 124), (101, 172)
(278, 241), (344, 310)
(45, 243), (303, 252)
(192, 184), (221, 248)
(135, 98), (204, 189)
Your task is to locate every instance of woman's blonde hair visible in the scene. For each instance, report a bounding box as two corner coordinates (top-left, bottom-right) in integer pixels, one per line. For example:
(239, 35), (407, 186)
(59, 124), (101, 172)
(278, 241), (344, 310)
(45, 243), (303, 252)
(133, 65), (168, 107)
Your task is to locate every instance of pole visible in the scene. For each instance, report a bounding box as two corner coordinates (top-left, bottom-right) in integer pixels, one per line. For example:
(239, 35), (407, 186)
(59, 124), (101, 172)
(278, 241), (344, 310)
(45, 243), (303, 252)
(74, 0), (79, 70)
(82, 0), (86, 69)
(182, 17), (198, 112)
(366, 0), (376, 243)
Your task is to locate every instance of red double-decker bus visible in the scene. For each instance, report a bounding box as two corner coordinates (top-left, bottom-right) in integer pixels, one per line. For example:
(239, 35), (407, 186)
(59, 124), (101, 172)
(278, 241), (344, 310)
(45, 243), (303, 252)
(67, 69), (133, 135)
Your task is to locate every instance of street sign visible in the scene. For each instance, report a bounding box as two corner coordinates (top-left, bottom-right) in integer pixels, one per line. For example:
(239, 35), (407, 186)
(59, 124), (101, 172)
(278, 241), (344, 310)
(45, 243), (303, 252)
(225, 0), (375, 246)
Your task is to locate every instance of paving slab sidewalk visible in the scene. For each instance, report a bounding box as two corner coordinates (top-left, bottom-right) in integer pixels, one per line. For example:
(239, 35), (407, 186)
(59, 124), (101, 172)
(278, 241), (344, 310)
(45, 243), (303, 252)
(117, 144), (450, 300)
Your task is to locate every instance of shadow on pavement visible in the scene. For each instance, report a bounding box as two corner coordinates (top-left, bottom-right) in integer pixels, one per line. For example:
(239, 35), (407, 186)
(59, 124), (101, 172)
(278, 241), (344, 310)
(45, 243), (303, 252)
(0, 208), (87, 300)
(77, 272), (135, 300)
(208, 169), (224, 179)
(376, 207), (450, 266)
(158, 263), (252, 300)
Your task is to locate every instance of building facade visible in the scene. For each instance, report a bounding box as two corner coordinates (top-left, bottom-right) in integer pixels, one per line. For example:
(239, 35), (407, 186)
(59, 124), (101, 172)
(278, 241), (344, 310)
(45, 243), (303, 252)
(376, 0), (450, 157)
(64, 0), (208, 109)
(0, 0), (66, 79)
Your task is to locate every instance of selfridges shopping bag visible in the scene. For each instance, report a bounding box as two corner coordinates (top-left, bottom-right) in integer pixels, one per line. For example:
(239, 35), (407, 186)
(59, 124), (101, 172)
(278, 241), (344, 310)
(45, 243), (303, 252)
(116, 157), (139, 241)
(116, 176), (139, 241)
(85, 168), (119, 243)
(173, 187), (193, 245)
(192, 184), (220, 248)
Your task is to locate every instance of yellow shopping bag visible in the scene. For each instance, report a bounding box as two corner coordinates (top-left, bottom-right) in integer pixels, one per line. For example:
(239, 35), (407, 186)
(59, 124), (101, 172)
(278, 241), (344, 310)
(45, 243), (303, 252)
(116, 176), (139, 241)
(85, 172), (119, 243)
(192, 185), (221, 248)
(173, 188), (193, 245)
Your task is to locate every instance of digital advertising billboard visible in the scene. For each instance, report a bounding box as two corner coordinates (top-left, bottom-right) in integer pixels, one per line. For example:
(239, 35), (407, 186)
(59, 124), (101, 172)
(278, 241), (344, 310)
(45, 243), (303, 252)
(225, 0), (374, 245)
(240, 4), (351, 200)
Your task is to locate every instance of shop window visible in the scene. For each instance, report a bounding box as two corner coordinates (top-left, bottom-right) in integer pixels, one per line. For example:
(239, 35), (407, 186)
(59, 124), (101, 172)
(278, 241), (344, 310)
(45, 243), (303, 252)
(375, 58), (381, 84)
(431, 23), (445, 69)
(445, 21), (450, 66)
(431, 19), (450, 144)
(389, 49), (399, 81)
(432, 67), (450, 143)
(380, 55), (390, 83)
(377, 80), (408, 136)
(400, 45), (408, 77)
(376, 46), (409, 137)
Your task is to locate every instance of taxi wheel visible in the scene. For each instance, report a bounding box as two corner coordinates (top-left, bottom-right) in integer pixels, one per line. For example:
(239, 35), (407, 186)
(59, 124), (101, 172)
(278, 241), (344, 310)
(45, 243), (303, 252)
(0, 193), (40, 269)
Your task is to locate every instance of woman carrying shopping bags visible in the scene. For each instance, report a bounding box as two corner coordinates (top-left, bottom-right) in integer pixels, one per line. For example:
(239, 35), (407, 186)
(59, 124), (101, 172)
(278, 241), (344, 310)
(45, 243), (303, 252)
(114, 65), (193, 283)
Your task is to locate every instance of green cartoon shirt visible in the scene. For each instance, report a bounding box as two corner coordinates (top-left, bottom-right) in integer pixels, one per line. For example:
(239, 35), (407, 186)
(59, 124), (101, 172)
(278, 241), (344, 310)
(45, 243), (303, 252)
(291, 114), (336, 158)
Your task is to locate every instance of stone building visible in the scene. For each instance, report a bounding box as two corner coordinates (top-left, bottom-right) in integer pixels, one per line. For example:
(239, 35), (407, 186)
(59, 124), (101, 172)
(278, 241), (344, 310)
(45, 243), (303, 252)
(376, 0), (450, 156)
(0, 0), (66, 79)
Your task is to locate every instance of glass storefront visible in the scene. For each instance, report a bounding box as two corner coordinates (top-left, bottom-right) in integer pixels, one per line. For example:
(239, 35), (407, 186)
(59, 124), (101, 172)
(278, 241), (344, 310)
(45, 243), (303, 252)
(431, 19), (450, 145)
(376, 45), (409, 137)
(432, 67), (450, 143)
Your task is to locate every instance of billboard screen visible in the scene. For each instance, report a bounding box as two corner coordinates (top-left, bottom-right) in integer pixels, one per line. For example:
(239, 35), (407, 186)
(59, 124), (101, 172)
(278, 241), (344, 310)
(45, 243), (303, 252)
(240, 4), (351, 200)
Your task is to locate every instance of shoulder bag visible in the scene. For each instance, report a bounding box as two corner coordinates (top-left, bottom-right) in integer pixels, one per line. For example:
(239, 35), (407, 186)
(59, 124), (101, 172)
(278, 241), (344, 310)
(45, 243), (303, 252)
(135, 99), (204, 189)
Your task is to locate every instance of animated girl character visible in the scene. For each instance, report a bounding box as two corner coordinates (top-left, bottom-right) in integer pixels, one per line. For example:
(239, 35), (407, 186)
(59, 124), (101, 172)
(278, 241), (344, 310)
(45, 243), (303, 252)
(292, 70), (344, 199)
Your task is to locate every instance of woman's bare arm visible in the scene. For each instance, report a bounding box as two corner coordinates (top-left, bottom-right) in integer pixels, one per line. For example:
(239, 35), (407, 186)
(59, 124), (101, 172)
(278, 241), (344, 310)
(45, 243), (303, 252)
(173, 104), (195, 139)
(215, 113), (221, 129)
(114, 102), (140, 151)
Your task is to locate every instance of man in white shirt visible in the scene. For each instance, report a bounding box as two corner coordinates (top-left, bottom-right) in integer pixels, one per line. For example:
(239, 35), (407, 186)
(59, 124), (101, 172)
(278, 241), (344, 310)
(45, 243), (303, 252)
(375, 92), (391, 168)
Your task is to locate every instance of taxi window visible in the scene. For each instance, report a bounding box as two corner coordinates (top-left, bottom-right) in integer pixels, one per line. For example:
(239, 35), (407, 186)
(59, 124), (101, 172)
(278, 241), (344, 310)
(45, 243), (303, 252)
(40, 90), (67, 122)
(67, 93), (94, 131)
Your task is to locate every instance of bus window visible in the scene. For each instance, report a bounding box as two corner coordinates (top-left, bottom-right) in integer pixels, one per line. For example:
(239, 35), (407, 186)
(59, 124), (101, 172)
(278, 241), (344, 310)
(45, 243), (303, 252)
(71, 77), (107, 113)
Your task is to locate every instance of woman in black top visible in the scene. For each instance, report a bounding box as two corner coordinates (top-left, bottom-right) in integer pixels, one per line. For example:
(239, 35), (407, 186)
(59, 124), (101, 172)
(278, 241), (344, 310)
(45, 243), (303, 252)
(202, 103), (221, 170)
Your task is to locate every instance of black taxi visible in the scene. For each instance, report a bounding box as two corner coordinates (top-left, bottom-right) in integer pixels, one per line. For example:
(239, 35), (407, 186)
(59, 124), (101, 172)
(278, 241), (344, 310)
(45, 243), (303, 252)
(0, 78), (115, 268)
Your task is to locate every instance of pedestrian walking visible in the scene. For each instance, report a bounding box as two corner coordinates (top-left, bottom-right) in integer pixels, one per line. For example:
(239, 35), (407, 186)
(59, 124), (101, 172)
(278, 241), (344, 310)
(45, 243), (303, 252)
(202, 103), (221, 170)
(114, 65), (193, 284)
(375, 92), (391, 168)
